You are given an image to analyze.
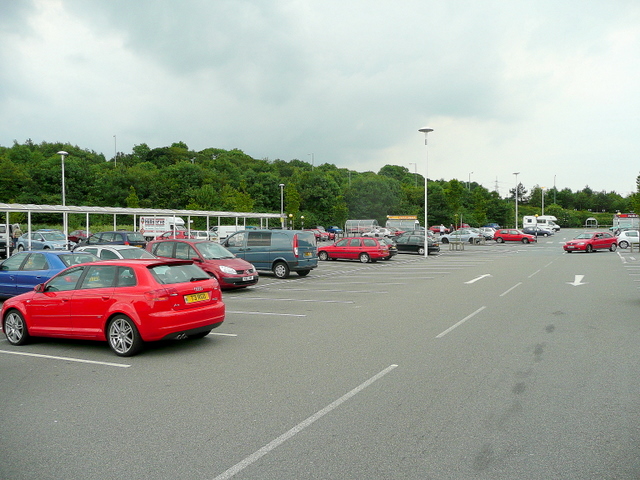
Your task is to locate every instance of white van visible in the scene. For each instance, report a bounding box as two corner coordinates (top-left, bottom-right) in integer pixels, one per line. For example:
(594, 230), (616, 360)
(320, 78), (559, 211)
(139, 216), (186, 240)
(209, 225), (243, 241)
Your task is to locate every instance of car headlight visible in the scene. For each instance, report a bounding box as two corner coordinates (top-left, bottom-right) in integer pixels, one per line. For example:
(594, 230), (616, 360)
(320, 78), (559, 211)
(219, 265), (237, 274)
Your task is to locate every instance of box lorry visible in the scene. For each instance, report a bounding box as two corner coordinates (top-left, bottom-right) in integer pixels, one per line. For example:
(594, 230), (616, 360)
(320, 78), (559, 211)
(139, 216), (186, 240)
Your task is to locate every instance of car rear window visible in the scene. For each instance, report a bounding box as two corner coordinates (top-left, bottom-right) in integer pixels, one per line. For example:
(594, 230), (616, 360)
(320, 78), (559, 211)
(127, 232), (146, 242)
(149, 264), (210, 285)
(296, 232), (316, 247)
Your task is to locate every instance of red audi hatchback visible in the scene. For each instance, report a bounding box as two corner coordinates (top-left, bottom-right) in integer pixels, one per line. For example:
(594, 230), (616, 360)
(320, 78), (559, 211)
(1, 259), (225, 356)
(318, 236), (390, 263)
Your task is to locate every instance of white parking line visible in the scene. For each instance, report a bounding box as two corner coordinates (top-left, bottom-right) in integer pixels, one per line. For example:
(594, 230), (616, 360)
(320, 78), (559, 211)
(227, 310), (306, 317)
(436, 307), (487, 338)
(500, 282), (522, 297)
(212, 364), (399, 480)
(270, 288), (388, 294)
(0, 349), (130, 368)
(235, 297), (354, 304)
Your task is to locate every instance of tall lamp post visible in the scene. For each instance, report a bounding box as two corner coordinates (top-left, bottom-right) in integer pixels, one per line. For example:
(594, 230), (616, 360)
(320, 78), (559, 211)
(418, 126), (434, 258)
(409, 162), (417, 187)
(57, 151), (69, 241)
(468, 171), (474, 191)
(513, 172), (520, 229)
(279, 184), (285, 228)
(541, 187), (546, 216)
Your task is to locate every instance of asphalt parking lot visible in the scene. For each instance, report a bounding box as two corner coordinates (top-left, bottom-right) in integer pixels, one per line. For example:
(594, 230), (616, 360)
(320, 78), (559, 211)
(2, 231), (640, 479)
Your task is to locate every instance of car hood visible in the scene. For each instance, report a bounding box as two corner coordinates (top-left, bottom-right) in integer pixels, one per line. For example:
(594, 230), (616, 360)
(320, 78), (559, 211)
(204, 257), (255, 270)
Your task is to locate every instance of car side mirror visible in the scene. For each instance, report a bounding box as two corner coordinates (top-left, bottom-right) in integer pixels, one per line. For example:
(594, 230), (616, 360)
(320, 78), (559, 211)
(192, 257), (202, 263)
(34, 283), (44, 293)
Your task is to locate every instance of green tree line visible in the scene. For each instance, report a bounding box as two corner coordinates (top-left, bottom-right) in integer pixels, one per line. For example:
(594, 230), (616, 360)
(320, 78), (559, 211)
(1, 139), (638, 229)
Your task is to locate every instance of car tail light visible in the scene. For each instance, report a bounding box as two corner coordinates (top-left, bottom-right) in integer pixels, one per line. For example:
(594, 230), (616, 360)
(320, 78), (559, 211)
(293, 234), (299, 257)
(144, 287), (179, 302)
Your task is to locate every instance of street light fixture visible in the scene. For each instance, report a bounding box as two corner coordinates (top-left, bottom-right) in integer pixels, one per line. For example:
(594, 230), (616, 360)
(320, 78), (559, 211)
(279, 184), (285, 228)
(418, 126), (434, 258)
(468, 171), (474, 191)
(513, 172), (520, 229)
(301, 215), (305, 229)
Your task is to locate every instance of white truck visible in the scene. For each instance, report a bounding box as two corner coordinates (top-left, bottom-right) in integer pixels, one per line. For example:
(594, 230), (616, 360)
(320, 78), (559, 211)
(139, 216), (186, 240)
(522, 215), (560, 231)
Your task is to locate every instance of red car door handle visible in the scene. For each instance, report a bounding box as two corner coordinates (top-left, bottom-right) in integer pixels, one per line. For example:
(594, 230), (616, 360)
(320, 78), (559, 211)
(102, 296), (110, 300)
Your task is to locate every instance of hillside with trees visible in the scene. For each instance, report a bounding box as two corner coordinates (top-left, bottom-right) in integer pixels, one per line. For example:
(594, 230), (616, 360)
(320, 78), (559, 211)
(1, 140), (638, 229)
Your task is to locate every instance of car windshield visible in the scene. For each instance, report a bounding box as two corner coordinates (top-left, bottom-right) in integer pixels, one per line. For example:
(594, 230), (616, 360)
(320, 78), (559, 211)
(41, 231), (66, 241)
(60, 253), (99, 266)
(119, 248), (156, 259)
(575, 233), (593, 239)
(196, 242), (235, 259)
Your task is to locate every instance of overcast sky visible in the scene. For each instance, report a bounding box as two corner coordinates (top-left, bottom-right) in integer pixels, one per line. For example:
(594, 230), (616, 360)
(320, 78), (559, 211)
(1, 0), (639, 196)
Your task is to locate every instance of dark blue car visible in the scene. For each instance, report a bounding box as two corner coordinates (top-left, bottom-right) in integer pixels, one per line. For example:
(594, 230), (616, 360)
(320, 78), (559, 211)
(0, 251), (98, 298)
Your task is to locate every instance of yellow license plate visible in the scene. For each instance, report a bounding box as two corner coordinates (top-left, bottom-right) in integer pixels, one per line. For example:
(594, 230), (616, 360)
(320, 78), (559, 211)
(184, 292), (210, 303)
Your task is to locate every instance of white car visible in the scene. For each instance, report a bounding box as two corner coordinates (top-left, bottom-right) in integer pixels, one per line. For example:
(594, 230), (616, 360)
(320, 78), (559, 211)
(192, 230), (213, 240)
(616, 230), (639, 249)
(362, 227), (394, 238)
(74, 244), (157, 260)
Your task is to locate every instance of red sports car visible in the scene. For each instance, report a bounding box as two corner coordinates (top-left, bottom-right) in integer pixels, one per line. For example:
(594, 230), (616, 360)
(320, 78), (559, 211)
(318, 237), (390, 263)
(493, 229), (537, 244)
(1, 259), (225, 356)
(563, 231), (618, 253)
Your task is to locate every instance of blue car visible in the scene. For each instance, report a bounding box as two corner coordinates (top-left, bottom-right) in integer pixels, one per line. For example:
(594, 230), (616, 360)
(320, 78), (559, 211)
(15, 229), (74, 251)
(0, 251), (98, 298)
(326, 226), (343, 234)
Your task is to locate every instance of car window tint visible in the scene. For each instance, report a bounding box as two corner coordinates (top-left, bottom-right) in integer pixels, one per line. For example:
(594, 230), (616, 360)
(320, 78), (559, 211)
(396, 237), (408, 244)
(349, 239), (363, 247)
(100, 249), (120, 260)
(175, 242), (193, 259)
(101, 232), (115, 242)
(117, 267), (137, 287)
(225, 232), (245, 248)
(335, 238), (349, 247)
(22, 253), (49, 271)
(154, 242), (175, 258)
(79, 265), (118, 289)
(82, 247), (99, 256)
(1, 253), (28, 271)
(46, 267), (84, 292)
(363, 238), (377, 247)
(247, 231), (271, 247)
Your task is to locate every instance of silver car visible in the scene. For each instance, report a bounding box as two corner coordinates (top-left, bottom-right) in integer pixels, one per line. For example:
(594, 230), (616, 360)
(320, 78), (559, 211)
(440, 228), (482, 244)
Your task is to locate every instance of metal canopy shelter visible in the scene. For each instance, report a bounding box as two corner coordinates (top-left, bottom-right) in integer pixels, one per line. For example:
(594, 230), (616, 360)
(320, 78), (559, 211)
(1, 203), (284, 257)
